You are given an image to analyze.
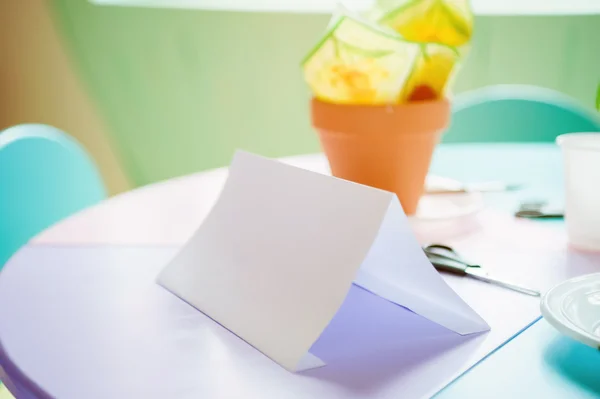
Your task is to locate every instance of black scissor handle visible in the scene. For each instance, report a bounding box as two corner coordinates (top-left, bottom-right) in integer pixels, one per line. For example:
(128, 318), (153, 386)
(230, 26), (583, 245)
(423, 244), (482, 275)
(423, 244), (461, 261)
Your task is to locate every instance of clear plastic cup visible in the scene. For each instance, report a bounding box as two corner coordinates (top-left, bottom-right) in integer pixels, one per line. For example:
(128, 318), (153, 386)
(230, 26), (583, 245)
(557, 133), (600, 251)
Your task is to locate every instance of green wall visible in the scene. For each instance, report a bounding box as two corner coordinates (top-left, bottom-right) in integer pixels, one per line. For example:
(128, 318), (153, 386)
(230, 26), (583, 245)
(51, 2), (600, 186)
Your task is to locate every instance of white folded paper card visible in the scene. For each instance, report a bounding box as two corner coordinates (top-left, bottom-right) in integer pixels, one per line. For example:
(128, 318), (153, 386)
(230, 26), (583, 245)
(158, 151), (489, 372)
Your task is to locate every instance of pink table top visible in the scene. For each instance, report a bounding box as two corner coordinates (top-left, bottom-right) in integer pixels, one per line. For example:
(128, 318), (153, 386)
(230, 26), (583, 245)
(32, 154), (328, 246)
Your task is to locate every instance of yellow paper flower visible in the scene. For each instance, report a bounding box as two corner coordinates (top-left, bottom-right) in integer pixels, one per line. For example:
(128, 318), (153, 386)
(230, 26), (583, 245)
(399, 43), (461, 102)
(302, 15), (420, 105)
(311, 58), (394, 104)
(373, 0), (473, 47)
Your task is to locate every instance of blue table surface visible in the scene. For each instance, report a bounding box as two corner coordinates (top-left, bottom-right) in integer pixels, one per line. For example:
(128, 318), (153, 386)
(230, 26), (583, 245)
(437, 319), (600, 398)
(430, 143), (564, 212)
(430, 143), (600, 399)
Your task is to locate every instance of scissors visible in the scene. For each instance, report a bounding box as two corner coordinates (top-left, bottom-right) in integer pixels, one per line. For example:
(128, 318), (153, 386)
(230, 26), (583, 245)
(514, 200), (564, 219)
(423, 244), (541, 297)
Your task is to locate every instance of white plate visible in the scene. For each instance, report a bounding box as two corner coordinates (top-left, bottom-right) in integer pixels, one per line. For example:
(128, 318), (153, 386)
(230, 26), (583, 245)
(541, 273), (600, 349)
(412, 176), (485, 221)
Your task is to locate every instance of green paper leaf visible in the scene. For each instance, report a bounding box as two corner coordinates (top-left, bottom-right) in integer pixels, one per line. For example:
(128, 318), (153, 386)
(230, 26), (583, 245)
(333, 36), (397, 58)
(596, 83), (600, 111)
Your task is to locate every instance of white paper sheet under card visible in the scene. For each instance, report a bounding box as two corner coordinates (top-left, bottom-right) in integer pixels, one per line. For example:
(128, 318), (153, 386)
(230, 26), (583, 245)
(158, 151), (489, 372)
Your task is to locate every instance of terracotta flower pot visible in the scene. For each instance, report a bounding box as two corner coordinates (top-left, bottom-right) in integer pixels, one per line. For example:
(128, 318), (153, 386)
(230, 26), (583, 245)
(311, 97), (451, 215)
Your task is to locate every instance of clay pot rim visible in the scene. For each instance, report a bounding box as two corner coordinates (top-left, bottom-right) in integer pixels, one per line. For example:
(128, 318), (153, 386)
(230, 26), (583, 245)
(311, 97), (450, 110)
(311, 97), (451, 136)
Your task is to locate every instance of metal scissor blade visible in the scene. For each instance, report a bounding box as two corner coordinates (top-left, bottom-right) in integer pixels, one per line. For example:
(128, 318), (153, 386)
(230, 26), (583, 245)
(465, 269), (541, 297)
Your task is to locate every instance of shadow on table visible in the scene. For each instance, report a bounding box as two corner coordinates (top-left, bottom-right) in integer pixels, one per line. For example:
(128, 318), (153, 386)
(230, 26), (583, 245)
(300, 284), (487, 395)
(544, 336), (600, 395)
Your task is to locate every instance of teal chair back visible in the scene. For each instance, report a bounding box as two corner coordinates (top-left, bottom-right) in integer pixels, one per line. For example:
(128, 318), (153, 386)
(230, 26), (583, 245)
(0, 124), (106, 268)
(443, 85), (600, 143)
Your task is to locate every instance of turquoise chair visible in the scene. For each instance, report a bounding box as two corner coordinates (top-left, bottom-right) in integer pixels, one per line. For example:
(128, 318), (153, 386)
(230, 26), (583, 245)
(0, 124), (106, 268)
(443, 85), (600, 143)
